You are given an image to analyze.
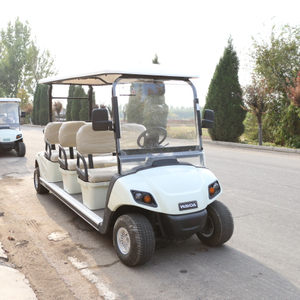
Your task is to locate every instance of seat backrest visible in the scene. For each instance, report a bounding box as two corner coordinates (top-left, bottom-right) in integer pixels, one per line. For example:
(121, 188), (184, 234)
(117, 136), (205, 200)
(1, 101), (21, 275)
(58, 121), (86, 147)
(76, 123), (115, 156)
(44, 122), (63, 145)
(44, 122), (63, 161)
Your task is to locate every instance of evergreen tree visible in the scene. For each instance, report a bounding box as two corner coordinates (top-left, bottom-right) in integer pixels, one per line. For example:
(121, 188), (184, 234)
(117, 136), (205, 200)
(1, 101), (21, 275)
(32, 84), (40, 124)
(66, 85), (75, 121)
(38, 84), (48, 125)
(79, 99), (89, 121)
(71, 86), (85, 121)
(205, 37), (246, 142)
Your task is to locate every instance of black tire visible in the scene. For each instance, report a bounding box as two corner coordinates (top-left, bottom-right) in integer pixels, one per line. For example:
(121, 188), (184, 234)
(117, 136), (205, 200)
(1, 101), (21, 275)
(113, 213), (155, 267)
(16, 142), (26, 157)
(197, 200), (234, 247)
(34, 166), (49, 194)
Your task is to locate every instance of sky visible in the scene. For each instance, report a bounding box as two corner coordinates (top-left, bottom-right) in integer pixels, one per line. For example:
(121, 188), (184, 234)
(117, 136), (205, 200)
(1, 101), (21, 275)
(1, 0), (300, 107)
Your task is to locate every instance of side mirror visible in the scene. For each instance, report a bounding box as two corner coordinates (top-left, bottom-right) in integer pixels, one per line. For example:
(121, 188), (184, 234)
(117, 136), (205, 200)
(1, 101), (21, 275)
(21, 111), (26, 118)
(92, 108), (113, 131)
(202, 109), (214, 128)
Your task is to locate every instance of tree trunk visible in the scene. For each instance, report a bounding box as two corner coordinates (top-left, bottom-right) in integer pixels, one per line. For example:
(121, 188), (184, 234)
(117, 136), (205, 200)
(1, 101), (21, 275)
(257, 114), (263, 146)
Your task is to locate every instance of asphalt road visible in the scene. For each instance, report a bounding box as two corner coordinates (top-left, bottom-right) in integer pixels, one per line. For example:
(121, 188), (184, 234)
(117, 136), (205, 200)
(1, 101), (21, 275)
(1, 125), (300, 300)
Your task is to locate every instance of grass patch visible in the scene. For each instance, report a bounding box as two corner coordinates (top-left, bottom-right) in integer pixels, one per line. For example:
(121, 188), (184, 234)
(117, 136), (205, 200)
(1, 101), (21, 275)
(166, 126), (210, 140)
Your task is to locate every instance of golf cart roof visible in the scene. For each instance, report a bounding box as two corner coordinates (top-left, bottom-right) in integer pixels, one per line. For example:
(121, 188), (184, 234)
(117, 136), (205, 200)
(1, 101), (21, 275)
(39, 65), (199, 86)
(0, 98), (21, 102)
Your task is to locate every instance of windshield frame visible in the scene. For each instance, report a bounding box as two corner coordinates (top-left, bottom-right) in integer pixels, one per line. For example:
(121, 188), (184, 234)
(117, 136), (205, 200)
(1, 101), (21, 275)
(0, 101), (21, 129)
(111, 76), (204, 175)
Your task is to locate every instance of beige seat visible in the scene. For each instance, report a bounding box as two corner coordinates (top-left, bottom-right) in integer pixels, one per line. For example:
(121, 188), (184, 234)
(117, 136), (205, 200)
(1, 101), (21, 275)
(57, 121), (86, 194)
(41, 122), (63, 182)
(58, 121), (86, 170)
(76, 123), (118, 210)
(76, 123), (117, 183)
(44, 122), (63, 162)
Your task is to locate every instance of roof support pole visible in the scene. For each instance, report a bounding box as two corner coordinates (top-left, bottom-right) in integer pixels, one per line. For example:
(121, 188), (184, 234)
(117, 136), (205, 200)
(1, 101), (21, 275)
(88, 85), (93, 121)
(48, 84), (53, 122)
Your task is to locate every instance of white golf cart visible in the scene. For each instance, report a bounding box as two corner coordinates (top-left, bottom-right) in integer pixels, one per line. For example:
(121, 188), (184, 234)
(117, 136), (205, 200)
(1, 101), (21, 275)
(34, 66), (234, 266)
(0, 98), (26, 157)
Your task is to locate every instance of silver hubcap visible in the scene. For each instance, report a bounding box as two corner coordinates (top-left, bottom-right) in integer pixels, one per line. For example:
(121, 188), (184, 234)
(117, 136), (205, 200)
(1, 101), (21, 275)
(117, 227), (130, 255)
(34, 170), (38, 189)
(201, 216), (214, 237)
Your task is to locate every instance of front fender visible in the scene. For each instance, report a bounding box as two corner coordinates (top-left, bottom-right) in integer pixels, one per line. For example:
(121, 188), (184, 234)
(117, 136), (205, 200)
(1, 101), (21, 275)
(108, 165), (221, 215)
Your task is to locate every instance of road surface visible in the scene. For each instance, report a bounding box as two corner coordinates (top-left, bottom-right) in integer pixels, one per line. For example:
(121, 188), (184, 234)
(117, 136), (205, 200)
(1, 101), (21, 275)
(0, 125), (299, 300)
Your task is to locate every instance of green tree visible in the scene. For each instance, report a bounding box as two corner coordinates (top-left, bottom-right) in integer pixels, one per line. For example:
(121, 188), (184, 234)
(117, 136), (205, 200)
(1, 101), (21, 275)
(26, 42), (57, 95)
(0, 18), (57, 100)
(38, 84), (48, 125)
(66, 85), (75, 121)
(32, 84), (41, 124)
(152, 53), (160, 64)
(71, 86), (86, 121)
(250, 24), (300, 148)
(205, 37), (246, 142)
(0, 18), (31, 97)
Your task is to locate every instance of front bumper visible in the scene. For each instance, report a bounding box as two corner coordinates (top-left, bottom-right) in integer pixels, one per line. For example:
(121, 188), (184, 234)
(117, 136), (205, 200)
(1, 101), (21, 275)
(157, 209), (207, 240)
(0, 142), (14, 151)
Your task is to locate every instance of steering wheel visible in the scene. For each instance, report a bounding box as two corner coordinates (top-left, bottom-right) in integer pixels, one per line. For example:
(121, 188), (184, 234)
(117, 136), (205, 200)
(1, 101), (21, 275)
(137, 127), (167, 148)
(3, 116), (14, 123)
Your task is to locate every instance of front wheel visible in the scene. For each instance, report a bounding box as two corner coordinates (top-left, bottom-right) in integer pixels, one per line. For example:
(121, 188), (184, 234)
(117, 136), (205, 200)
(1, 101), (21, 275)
(16, 141), (26, 157)
(197, 200), (234, 247)
(34, 166), (49, 194)
(113, 213), (155, 267)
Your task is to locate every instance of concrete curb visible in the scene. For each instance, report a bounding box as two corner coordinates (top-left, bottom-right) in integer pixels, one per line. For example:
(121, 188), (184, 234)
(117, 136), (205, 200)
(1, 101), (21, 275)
(203, 139), (300, 154)
(0, 242), (37, 299)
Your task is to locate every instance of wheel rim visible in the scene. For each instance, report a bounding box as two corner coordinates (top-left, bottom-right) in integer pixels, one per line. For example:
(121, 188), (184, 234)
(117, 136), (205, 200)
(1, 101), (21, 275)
(117, 227), (131, 255)
(34, 170), (38, 189)
(201, 216), (214, 237)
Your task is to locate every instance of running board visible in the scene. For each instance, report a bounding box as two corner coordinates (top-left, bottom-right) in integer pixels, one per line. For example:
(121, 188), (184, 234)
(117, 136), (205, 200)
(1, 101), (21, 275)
(40, 178), (103, 231)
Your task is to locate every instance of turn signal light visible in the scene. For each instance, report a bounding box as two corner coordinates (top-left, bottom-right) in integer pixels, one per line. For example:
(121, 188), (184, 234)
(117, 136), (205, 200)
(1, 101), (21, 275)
(131, 190), (157, 207)
(209, 187), (215, 195)
(208, 181), (221, 199)
(16, 134), (22, 139)
(143, 195), (152, 203)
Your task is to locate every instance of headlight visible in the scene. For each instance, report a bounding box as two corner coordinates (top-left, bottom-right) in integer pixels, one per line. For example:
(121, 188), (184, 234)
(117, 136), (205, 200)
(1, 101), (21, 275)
(208, 181), (221, 199)
(131, 190), (157, 207)
(16, 134), (22, 139)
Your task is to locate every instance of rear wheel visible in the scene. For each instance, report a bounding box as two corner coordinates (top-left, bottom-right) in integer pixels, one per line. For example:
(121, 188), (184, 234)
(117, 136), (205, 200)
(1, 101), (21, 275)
(34, 166), (49, 194)
(113, 213), (155, 267)
(197, 200), (234, 247)
(16, 141), (26, 157)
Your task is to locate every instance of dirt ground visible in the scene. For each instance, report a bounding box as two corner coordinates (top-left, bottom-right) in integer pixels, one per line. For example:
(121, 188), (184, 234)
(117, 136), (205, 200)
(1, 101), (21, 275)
(0, 175), (106, 300)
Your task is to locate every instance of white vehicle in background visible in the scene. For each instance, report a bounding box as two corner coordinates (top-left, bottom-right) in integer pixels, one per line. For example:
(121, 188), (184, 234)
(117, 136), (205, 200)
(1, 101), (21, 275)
(34, 66), (234, 267)
(0, 98), (26, 157)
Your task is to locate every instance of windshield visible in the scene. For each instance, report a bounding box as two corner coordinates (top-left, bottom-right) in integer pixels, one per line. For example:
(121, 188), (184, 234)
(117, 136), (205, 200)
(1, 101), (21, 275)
(0, 102), (20, 128)
(115, 78), (205, 174)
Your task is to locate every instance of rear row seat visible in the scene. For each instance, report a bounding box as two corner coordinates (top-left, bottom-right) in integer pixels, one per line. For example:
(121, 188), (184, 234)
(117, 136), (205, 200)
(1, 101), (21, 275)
(43, 121), (143, 210)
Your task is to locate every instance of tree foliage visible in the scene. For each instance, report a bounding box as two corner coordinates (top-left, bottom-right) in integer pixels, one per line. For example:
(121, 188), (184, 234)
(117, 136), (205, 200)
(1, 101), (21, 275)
(32, 83), (48, 125)
(250, 24), (300, 148)
(205, 37), (246, 142)
(152, 53), (160, 64)
(286, 71), (300, 108)
(0, 18), (57, 101)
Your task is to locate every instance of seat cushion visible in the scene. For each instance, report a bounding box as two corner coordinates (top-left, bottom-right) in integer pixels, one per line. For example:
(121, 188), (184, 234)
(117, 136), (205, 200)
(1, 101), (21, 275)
(86, 166), (118, 183)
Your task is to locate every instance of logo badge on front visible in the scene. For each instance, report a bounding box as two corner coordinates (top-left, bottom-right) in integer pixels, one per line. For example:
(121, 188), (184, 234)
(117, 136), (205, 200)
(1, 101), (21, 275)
(178, 201), (198, 211)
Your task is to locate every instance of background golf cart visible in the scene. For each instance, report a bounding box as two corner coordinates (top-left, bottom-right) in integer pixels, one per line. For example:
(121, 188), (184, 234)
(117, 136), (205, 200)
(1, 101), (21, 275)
(0, 98), (26, 157)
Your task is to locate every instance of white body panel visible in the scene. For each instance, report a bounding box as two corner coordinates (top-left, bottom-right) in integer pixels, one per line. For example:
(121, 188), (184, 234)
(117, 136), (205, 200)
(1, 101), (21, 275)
(0, 129), (22, 143)
(108, 165), (221, 215)
(36, 152), (62, 182)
